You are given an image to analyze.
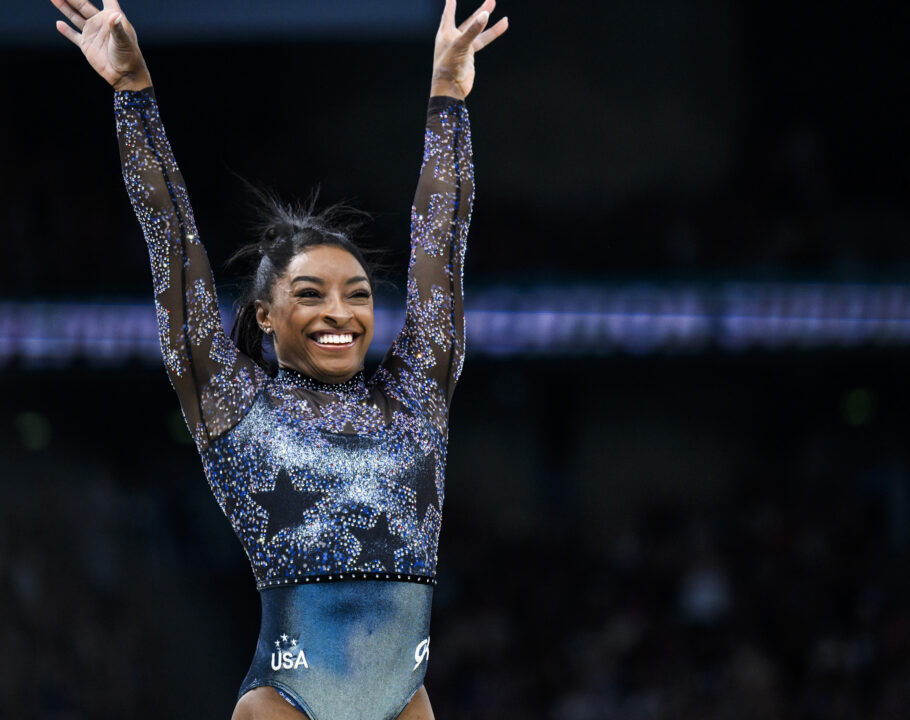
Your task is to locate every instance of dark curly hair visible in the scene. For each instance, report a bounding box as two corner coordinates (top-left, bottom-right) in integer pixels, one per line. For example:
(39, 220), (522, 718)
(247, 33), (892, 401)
(229, 189), (375, 373)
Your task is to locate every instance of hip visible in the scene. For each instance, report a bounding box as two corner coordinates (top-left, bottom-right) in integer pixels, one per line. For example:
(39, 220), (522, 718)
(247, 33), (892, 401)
(239, 581), (434, 720)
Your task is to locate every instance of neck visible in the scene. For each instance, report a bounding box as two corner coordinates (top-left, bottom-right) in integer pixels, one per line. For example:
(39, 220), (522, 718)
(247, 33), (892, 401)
(276, 366), (367, 395)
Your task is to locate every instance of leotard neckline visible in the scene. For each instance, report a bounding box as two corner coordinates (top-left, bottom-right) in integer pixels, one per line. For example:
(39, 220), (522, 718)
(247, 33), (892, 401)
(276, 366), (368, 396)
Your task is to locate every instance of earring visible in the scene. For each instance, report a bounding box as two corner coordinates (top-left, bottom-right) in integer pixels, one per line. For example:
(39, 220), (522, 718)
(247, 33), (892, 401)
(263, 327), (272, 335)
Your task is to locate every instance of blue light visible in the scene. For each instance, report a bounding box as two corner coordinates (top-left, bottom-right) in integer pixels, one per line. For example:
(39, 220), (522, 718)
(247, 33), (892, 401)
(4, 282), (910, 367)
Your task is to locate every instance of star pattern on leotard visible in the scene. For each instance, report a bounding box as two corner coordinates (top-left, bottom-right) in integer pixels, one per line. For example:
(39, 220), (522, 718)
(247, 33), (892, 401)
(251, 470), (323, 544)
(416, 476), (440, 522)
(350, 513), (407, 571)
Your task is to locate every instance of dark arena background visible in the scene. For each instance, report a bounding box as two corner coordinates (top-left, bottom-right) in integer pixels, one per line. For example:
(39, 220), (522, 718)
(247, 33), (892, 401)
(3, 1), (910, 718)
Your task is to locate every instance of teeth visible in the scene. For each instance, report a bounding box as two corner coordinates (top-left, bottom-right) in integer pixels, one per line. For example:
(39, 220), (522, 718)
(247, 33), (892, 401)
(315, 333), (353, 345)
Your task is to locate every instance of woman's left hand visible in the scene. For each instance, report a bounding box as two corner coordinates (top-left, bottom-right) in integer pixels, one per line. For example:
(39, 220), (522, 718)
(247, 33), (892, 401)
(431, 0), (508, 100)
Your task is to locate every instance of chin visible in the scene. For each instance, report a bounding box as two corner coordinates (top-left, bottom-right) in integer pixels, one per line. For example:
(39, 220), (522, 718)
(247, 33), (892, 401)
(312, 360), (361, 382)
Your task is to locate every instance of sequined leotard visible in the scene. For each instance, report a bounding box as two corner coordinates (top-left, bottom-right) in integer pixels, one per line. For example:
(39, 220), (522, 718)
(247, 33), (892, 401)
(115, 88), (472, 720)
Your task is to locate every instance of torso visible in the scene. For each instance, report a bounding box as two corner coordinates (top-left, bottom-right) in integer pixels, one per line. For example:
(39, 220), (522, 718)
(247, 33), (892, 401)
(202, 368), (446, 590)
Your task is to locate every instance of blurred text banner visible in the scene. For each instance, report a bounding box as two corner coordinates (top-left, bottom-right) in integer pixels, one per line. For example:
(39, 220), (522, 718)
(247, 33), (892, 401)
(5, 282), (910, 367)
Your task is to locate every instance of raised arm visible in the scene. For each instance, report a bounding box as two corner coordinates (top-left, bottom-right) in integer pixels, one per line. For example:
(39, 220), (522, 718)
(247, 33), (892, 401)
(381, 0), (507, 411)
(52, 0), (265, 448)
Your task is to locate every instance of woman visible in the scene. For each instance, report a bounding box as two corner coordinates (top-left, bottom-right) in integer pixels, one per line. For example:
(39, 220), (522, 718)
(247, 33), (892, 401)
(50, 0), (508, 717)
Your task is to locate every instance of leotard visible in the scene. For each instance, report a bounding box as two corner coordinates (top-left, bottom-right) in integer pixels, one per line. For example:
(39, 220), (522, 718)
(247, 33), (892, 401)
(114, 88), (472, 719)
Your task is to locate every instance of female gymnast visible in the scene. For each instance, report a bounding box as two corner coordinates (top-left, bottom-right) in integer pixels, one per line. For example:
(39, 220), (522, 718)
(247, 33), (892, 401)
(51, 0), (507, 717)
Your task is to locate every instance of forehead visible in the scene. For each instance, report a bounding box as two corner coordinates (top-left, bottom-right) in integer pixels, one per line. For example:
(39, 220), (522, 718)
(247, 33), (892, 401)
(284, 245), (367, 280)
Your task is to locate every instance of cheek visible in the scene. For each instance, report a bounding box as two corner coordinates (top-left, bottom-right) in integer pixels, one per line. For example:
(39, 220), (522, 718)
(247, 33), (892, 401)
(358, 307), (375, 335)
(284, 304), (317, 326)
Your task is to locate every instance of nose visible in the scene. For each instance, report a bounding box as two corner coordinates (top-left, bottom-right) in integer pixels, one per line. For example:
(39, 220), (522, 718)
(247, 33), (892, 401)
(322, 294), (353, 326)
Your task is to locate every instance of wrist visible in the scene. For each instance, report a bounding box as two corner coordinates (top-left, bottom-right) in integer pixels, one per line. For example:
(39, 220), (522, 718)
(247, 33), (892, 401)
(430, 84), (465, 101)
(430, 72), (465, 101)
(113, 67), (153, 93)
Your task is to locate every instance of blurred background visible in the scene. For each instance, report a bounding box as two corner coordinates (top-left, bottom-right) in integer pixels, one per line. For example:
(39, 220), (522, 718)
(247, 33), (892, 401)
(2, 0), (910, 718)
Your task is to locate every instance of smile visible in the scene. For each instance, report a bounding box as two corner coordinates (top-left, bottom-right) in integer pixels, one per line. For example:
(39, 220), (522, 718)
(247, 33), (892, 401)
(310, 332), (357, 348)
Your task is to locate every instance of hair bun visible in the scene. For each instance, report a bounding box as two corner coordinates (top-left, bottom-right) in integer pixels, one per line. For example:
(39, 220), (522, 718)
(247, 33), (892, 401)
(265, 222), (300, 245)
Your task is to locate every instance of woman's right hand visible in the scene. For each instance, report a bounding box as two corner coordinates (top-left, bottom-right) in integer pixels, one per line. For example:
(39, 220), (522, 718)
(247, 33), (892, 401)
(52, 0), (151, 91)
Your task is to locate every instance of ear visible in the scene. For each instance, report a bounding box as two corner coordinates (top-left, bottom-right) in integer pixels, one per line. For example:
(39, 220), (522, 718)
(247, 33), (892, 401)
(254, 300), (271, 333)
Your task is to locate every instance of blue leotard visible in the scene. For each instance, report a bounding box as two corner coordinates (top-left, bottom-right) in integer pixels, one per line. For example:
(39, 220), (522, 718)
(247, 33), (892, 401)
(115, 88), (472, 719)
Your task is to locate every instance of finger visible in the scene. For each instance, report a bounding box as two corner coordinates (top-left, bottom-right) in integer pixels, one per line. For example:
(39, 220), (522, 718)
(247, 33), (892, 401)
(459, 10), (490, 45)
(55, 19), (82, 46)
(472, 16), (508, 52)
(109, 13), (132, 47)
(458, 0), (495, 32)
(100, 0), (122, 12)
(50, 0), (87, 30)
(457, 0), (494, 31)
(439, 0), (456, 31)
(70, 0), (102, 19)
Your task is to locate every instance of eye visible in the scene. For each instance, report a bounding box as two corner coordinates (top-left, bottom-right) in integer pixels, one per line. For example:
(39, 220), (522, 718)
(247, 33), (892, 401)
(295, 288), (321, 299)
(350, 290), (372, 299)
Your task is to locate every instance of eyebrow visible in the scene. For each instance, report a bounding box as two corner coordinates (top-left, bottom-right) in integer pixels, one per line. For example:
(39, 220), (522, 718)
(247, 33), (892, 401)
(291, 275), (370, 286)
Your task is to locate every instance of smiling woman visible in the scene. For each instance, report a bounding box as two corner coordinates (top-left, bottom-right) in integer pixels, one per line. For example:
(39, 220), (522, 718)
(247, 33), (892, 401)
(49, 0), (507, 718)
(257, 244), (376, 382)
(227, 199), (378, 383)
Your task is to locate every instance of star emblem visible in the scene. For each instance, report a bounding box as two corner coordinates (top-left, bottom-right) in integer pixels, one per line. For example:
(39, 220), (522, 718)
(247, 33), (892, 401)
(415, 475), (440, 522)
(350, 513), (407, 571)
(251, 470), (324, 544)
(274, 640), (280, 648)
(396, 453), (439, 522)
(291, 638), (297, 647)
(405, 455), (439, 520)
(281, 634), (289, 642)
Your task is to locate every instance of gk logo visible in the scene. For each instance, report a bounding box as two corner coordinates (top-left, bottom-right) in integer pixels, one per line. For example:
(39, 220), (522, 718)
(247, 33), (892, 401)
(413, 637), (430, 671)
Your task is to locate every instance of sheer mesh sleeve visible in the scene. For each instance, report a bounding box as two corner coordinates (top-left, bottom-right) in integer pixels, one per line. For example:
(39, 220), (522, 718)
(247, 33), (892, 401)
(115, 88), (266, 450)
(378, 97), (473, 418)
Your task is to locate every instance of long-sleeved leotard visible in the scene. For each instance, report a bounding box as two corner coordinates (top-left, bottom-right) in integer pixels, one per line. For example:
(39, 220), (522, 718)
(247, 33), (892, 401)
(116, 89), (473, 719)
(115, 89), (472, 588)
